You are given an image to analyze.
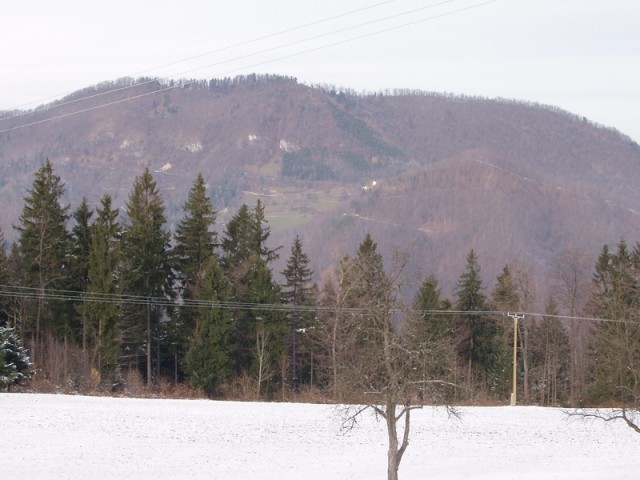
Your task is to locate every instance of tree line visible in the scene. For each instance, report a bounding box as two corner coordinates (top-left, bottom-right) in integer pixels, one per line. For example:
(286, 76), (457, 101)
(0, 160), (638, 409)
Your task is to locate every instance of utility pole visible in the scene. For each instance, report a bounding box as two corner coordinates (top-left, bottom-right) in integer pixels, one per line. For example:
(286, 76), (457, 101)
(507, 312), (524, 406)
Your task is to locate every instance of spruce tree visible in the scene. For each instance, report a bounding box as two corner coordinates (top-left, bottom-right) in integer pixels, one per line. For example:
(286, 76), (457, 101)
(70, 198), (93, 351)
(341, 233), (389, 309)
(454, 249), (498, 396)
(184, 256), (233, 396)
(221, 202), (284, 394)
(175, 173), (217, 287)
(409, 274), (457, 400)
(412, 275), (450, 343)
(14, 160), (71, 345)
(173, 173), (218, 378)
(0, 231), (9, 326)
(336, 233), (392, 393)
(587, 239), (640, 403)
(281, 234), (315, 390)
(121, 168), (173, 384)
(0, 325), (31, 390)
(86, 194), (122, 384)
(487, 265), (518, 398)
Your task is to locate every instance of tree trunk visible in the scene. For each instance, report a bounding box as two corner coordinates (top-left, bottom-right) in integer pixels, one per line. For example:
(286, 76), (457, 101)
(386, 407), (400, 480)
(385, 403), (410, 480)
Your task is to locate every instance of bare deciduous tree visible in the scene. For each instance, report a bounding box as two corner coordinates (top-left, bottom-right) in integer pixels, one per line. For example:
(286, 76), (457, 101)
(329, 236), (456, 480)
(551, 248), (591, 404)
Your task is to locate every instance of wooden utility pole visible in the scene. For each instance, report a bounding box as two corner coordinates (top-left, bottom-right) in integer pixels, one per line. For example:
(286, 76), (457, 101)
(508, 312), (524, 406)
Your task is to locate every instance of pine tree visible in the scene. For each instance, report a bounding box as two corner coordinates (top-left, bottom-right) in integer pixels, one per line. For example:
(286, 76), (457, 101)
(121, 168), (173, 385)
(14, 160), (71, 345)
(184, 256), (233, 396)
(86, 194), (122, 384)
(281, 234), (315, 390)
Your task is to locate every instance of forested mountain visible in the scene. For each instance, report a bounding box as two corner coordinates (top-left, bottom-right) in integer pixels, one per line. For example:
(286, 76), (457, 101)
(1, 74), (639, 298)
(3, 74), (640, 409)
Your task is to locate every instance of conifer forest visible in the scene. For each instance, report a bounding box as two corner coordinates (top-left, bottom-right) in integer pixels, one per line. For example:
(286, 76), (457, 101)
(2, 159), (640, 411)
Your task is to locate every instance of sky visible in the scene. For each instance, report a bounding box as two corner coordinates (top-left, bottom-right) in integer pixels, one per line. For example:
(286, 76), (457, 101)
(2, 0), (639, 142)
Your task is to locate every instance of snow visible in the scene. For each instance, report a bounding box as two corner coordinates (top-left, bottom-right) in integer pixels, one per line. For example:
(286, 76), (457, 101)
(0, 393), (637, 479)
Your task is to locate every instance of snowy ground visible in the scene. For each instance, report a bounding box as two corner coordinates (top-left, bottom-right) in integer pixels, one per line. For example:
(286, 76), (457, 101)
(1, 393), (637, 479)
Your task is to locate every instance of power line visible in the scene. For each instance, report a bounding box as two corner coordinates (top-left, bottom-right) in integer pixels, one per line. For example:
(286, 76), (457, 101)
(0, 284), (630, 325)
(2, 0), (401, 114)
(0, 0), (500, 135)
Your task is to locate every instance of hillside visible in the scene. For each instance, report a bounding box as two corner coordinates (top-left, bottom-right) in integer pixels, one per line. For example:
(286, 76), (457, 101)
(1, 74), (639, 298)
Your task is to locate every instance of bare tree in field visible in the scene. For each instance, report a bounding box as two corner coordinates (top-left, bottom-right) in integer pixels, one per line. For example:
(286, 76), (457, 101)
(331, 234), (455, 480)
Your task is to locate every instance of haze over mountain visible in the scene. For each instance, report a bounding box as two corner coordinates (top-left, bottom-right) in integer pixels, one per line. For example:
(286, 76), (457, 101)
(1, 75), (639, 300)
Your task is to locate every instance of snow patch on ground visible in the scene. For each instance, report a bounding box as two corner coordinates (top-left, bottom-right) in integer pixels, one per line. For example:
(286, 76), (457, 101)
(0, 393), (637, 479)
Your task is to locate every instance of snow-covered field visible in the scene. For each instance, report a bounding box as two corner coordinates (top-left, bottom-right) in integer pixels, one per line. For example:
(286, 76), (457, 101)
(1, 393), (637, 479)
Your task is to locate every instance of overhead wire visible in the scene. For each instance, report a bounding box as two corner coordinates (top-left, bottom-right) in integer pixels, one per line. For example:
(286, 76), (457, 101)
(0, 0), (501, 135)
(0, 283), (630, 325)
(1, 0), (401, 116)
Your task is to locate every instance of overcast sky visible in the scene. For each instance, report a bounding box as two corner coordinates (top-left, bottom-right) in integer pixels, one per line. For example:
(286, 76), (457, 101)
(2, 0), (639, 142)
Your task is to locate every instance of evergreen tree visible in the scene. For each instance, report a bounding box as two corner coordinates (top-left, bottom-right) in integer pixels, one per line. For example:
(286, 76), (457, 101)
(70, 198), (93, 286)
(252, 199), (280, 263)
(486, 265), (518, 398)
(14, 160), (71, 344)
(489, 265), (520, 311)
(70, 198), (93, 351)
(412, 275), (450, 343)
(587, 239), (640, 403)
(0, 325), (31, 390)
(184, 257), (233, 396)
(455, 249), (499, 396)
(335, 233), (392, 396)
(281, 234), (315, 390)
(0, 231), (9, 326)
(409, 274), (456, 401)
(173, 173), (218, 379)
(221, 202), (284, 395)
(175, 173), (218, 287)
(221, 200), (279, 270)
(86, 194), (122, 384)
(341, 233), (389, 309)
(121, 169), (173, 384)
(329, 234), (432, 480)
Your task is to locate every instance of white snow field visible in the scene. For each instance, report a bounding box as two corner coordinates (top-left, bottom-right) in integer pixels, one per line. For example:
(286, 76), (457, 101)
(1, 393), (637, 479)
